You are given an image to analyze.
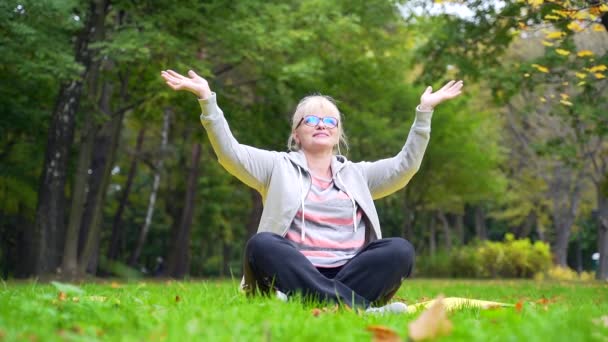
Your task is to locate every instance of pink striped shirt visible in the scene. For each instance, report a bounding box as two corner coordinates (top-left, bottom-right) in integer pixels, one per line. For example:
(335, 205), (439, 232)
(285, 174), (366, 268)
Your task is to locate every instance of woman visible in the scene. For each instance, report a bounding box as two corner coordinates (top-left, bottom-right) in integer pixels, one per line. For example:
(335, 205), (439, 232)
(161, 69), (463, 312)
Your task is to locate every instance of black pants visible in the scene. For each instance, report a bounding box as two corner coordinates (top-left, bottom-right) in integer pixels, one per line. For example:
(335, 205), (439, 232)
(243, 232), (415, 309)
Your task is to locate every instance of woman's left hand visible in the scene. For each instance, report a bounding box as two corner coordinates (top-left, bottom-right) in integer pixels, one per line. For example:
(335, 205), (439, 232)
(419, 80), (463, 111)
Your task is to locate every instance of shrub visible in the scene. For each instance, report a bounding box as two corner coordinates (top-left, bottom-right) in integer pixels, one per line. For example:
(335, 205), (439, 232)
(534, 266), (596, 282)
(414, 234), (552, 278)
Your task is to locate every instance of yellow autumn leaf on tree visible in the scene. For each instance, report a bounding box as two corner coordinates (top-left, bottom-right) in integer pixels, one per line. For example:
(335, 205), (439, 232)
(577, 81), (586, 87)
(540, 97), (547, 103)
(600, 4), (608, 12)
(546, 31), (565, 39)
(527, 0), (544, 8)
(544, 14), (560, 20)
(575, 72), (587, 79)
(595, 73), (606, 79)
(567, 21), (584, 32)
(560, 93), (569, 100)
(532, 64), (550, 73)
(560, 99), (573, 106)
(542, 41), (554, 47)
(593, 24), (606, 32)
(556, 49), (570, 56)
(577, 50), (594, 57)
(589, 65), (607, 72)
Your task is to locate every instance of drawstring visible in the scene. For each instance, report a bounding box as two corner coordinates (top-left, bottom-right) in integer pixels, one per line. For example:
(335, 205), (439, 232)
(337, 173), (357, 233)
(298, 167), (306, 241)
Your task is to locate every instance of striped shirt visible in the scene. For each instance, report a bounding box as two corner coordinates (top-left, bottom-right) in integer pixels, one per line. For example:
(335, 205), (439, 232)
(285, 174), (366, 268)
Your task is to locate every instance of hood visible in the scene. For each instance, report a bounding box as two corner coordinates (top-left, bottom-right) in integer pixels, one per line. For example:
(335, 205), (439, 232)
(286, 150), (348, 177)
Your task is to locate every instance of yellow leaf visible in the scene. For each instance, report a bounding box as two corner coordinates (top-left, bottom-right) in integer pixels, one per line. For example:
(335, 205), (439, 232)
(577, 50), (594, 57)
(589, 65), (607, 72)
(540, 97), (547, 103)
(595, 73), (606, 79)
(552, 9), (571, 18)
(544, 14), (560, 20)
(567, 21), (584, 32)
(555, 48), (570, 56)
(577, 81), (586, 87)
(562, 82), (569, 86)
(560, 99), (573, 106)
(527, 0), (544, 8)
(575, 72), (587, 79)
(560, 93), (569, 100)
(408, 296), (453, 341)
(546, 31), (565, 39)
(532, 64), (550, 73)
(601, 4), (608, 12)
(542, 41), (554, 47)
(593, 24), (606, 32)
(524, 73), (530, 77)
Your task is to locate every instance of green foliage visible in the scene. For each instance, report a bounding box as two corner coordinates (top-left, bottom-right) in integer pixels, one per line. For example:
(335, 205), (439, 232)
(416, 234), (552, 278)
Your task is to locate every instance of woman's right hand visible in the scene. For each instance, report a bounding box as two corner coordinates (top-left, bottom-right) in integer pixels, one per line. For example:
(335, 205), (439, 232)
(161, 69), (212, 99)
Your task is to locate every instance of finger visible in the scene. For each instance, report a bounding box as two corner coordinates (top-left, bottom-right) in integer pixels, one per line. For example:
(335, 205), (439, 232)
(165, 81), (180, 90)
(440, 80), (456, 91)
(161, 71), (180, 82)
(167, 69), (186, 80)
(423, 86), (433, 95)
(188, 70), (201, 79)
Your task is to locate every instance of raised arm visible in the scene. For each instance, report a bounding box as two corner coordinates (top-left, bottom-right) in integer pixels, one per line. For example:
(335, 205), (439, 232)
(356, 80), (463, 199)
(161, 70), (276, 193)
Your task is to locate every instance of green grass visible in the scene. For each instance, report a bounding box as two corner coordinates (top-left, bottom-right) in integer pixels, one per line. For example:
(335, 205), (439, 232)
(1, 279), (607, 341)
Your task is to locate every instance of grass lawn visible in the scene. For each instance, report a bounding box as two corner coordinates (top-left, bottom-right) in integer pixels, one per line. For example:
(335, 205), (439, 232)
(1, 278), (607, 341)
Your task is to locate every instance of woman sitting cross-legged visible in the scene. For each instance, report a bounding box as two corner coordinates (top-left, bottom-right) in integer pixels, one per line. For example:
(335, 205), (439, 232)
(161, 69), (463, 313)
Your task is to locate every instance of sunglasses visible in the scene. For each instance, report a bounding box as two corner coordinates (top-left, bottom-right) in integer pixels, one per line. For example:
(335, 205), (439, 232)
(297, 115), (339, 129)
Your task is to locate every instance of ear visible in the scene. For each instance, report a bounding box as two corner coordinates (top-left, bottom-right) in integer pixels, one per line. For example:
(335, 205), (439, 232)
(292, 131), (300, 145)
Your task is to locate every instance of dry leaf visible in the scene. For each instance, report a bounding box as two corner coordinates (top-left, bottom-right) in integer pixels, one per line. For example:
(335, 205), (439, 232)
(57, 292), (67, 301)
(175, 295), (181, 302)
(366, 325), (401, 342)
(592, 316), (608, 328)
(515, 301), (524, 312)
(311, 308), (322, 317)
(408, 295), (453, 341)
(110, 282), (121, 289)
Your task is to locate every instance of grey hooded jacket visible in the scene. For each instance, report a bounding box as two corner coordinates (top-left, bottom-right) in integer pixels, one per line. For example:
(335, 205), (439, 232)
(198, 93), (432, 289)
(199, 93), (432, 241)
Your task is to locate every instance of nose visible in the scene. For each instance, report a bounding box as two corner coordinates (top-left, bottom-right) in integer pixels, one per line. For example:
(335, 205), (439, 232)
(316, 120), (327, 129)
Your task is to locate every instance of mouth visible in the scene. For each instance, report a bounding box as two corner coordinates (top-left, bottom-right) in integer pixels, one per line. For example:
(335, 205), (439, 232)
(313, 133), (329, 137)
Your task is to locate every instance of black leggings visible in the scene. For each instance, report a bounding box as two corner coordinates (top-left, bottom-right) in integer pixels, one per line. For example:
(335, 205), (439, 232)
(243, 232), (415, 309)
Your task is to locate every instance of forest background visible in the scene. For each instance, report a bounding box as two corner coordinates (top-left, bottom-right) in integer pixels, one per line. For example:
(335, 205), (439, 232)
(1, 0), (607, 281)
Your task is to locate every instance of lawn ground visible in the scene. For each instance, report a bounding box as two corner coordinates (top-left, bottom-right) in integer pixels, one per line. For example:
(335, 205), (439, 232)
(1, 278), (607, 341)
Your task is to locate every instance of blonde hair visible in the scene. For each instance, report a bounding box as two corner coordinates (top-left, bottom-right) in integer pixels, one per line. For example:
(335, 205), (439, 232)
(287, 94), (349, 155)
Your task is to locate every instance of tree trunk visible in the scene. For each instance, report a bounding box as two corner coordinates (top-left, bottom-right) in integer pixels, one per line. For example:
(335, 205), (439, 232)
(245, 189), (263, 241)
(437, 210), (452, 251)
(130, 109), (171, 266)
(167, 143), (202, 278)
(454, 214), (464, 245)
(222, 240), (231, 277)
(596, 178), (608, 280)
(78, 81), (125, 275)
(474, 206), (487, 240)
(550, 168), (583, 267)
(61, 118), (96, 277)
(428, 214), (436, 256)
(32, 0), (110, 276)
(108, 127), (146, 261)
(401, 194), (415, 241)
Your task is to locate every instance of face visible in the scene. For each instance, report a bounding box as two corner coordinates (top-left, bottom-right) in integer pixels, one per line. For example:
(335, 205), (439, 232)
(293, 107), (340, 154)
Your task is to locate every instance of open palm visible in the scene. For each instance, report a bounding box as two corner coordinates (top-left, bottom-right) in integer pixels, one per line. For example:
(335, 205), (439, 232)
(420, 80), (463, 109)
(161, 70), (212, 99)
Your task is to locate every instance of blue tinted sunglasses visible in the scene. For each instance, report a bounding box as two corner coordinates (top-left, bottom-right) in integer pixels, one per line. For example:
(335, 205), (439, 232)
(297, 115), (339, 128)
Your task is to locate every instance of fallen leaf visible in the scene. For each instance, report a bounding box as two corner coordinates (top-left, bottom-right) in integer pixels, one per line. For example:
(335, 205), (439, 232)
(311, 308), (322, 317)
(366, 325), (401, 342)
(110, 282), (121, 289)
(408, 297), (512, 313)
(408, 295), (453, 341)
(175, 295), (181, 302)
(57, 292), (67, 301)
(592, 316), (608, 328)
(515, 301), (524, 313)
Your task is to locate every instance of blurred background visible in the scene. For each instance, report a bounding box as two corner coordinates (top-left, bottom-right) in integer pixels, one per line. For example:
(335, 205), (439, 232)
(0, 0), (606, 281)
